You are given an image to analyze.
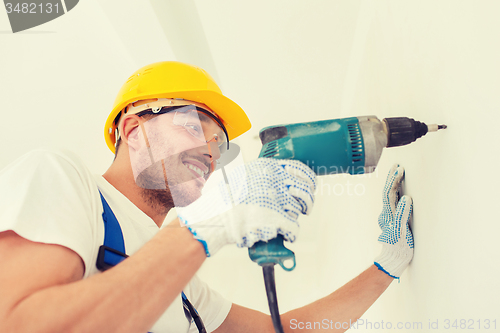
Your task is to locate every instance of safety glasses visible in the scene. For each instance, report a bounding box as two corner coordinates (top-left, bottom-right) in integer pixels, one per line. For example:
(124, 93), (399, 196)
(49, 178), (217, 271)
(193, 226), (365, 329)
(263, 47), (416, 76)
(134, 105), (229, 154)
(172, 107), (229, 154)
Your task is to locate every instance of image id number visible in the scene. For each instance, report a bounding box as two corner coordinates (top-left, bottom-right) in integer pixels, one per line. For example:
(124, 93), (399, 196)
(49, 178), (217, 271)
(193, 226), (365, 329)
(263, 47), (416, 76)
(5, 2), (60, 14)
(444, 319), (497, 330)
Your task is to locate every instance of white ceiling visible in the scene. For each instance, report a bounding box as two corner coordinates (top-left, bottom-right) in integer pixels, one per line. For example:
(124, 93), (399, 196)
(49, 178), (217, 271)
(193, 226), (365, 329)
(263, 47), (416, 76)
(97, 0), (366, 161)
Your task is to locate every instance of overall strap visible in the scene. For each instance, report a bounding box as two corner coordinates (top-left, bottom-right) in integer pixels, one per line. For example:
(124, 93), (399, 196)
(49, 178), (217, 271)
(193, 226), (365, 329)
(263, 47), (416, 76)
(96, 191), (128, 271)
(182, 292), (207, 333)
(95, 190), (205, 333)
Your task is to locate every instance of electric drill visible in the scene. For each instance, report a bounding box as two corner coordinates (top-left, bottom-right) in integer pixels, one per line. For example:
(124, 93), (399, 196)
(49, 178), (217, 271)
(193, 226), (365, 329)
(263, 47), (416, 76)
(248, 115), (447, 333)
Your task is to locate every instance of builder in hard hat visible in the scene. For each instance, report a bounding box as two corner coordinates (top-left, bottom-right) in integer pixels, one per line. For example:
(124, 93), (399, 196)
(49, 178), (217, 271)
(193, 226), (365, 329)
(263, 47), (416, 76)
(0, 62), (413, 332)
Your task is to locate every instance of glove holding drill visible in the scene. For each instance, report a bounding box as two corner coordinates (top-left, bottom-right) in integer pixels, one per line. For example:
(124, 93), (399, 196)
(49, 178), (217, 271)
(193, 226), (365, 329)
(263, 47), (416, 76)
(177, 158), (316, 257)
(375, 164), (414, 279)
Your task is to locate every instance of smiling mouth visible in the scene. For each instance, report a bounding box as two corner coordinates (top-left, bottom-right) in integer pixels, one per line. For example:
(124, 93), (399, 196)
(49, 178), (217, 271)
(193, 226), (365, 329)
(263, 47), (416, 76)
(182, 162), (209, 183)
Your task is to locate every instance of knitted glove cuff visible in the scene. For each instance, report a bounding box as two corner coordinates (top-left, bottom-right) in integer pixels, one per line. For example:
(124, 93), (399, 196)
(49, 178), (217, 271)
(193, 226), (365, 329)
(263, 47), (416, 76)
(374, 243), (413, 278)
(178, 214), (231, 257)
(180, 204), (301, 257)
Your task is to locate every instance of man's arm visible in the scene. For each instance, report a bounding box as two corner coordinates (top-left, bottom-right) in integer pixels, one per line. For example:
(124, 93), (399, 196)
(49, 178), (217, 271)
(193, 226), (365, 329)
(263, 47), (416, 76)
(0, 218), (206, 333)
(214, 264), (392, 333)
(281, 265), (392, 332)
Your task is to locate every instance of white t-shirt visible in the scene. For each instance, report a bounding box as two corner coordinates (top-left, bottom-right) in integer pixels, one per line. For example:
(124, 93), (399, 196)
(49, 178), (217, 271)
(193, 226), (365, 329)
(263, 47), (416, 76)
(0, 149), (231, 333)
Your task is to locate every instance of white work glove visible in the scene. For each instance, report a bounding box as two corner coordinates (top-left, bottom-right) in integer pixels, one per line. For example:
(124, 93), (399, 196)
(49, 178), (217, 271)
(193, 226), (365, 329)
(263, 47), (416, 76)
(177, 158), (316, 257)
(374, 164), (414, 279)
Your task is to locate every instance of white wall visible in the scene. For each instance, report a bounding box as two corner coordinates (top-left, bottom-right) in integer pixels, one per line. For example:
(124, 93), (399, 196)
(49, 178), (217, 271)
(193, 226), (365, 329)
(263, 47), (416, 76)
(1, 1), (499, 332)
(196, 1), (500, 332)
(352, 2), (500, 329)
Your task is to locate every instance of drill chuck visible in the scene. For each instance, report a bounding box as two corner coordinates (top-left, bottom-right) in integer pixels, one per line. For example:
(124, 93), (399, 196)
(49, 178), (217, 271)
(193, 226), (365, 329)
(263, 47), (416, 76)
(383, 117), (447, 147)
(384, 117), (427, 147)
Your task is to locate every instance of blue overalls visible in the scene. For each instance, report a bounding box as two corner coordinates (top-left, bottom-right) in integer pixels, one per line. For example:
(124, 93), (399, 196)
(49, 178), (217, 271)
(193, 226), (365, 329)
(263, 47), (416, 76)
(96, 191), (206, 333)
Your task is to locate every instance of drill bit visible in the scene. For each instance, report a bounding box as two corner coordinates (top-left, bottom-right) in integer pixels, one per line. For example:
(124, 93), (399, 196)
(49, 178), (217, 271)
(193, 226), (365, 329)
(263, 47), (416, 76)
(427, 124), (448, 132)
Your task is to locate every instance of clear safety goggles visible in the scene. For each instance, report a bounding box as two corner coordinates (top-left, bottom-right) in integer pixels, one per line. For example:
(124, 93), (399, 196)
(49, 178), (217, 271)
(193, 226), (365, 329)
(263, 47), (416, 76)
(122, 100), (229, 154)
(171, 107), (228, 154)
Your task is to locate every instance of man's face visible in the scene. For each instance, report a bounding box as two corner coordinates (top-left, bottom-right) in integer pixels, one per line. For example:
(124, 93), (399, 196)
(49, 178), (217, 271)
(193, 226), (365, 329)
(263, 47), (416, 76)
(128, 107), (225, 208)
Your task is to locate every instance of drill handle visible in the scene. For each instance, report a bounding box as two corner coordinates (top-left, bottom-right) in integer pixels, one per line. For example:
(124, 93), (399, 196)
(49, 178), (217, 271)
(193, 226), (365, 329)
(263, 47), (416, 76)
(248, 235), (296, 271)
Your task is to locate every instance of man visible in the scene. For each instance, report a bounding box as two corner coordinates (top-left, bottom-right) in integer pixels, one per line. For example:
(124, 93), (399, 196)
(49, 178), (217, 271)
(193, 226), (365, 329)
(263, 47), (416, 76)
(0, 61), (413, 332)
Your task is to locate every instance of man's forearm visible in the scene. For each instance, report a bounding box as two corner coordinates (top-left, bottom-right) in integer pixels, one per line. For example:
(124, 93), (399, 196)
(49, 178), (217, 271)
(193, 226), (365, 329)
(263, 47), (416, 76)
(281, 265), (393, 333)
(2, 220), (206, 333)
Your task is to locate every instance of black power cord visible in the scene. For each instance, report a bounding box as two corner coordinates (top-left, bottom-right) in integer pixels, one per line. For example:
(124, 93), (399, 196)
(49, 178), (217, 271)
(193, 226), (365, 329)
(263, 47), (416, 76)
(263, 264), (285, 333)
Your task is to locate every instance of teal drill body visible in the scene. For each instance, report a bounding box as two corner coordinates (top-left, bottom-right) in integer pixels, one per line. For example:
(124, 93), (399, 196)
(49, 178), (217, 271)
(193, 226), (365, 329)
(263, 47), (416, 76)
(258, 117), (367, 175)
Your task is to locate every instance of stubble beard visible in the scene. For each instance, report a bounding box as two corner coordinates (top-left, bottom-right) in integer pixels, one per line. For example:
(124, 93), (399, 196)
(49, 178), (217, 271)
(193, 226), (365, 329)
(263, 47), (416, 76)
(137, 153), (203, 213)
(141, 188), (174, 216)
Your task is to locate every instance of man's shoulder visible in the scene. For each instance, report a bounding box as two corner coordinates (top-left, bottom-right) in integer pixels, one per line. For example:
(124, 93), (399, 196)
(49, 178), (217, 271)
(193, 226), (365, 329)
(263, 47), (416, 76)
(1, 148), (97, 192)
(9, 148), (89, 173)
(18, 148), (84, 163)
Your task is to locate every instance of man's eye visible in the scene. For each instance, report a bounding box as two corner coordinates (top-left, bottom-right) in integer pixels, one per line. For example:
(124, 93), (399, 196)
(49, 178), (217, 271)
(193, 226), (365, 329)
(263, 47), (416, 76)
(186, 123), (202, 134)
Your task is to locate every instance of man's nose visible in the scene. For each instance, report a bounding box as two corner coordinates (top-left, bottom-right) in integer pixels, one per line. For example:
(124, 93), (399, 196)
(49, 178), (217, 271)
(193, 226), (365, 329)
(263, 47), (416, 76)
(206, 140), (221, 162)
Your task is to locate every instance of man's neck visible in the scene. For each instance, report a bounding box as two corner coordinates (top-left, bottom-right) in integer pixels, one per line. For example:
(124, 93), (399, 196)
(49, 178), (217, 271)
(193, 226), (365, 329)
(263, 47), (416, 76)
(102, 162), (170, 228)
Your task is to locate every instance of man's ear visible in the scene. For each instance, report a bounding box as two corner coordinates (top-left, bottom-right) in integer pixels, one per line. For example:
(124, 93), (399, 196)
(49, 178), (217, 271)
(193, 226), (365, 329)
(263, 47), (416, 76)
(119, 115), (143, 151)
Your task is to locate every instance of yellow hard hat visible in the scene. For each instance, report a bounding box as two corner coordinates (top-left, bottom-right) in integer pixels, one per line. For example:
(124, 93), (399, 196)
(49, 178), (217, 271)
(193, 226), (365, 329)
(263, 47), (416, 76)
(104, 61), (251, 153)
